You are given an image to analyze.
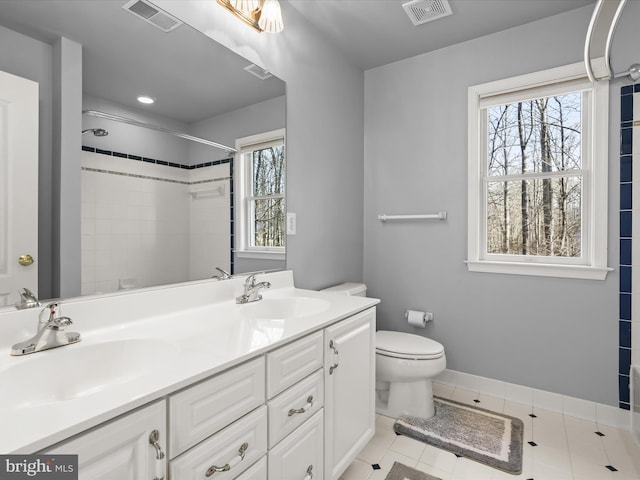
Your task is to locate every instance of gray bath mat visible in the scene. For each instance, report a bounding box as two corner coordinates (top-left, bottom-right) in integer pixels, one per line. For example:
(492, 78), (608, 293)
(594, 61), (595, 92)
(393, 397), (523, 475)
(384, 462), (442, 480)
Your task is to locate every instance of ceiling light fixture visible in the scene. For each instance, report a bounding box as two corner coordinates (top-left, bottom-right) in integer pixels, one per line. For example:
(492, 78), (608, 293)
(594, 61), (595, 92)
(137, 95), (155, 104)
(217, 0), (284, 33)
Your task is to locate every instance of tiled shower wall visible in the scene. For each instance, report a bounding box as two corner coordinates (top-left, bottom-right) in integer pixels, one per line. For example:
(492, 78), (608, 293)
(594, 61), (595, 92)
(80, 148), (231, 295)
(620, 86), (635, 410)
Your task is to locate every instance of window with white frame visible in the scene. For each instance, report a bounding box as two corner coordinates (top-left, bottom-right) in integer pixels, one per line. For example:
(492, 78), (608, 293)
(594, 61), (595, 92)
(467, 62), (610, 280)
(236, 129), (286, 259)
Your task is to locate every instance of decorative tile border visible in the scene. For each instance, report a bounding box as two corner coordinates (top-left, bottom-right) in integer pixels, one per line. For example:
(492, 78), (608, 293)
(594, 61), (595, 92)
(82, 145), (236, 274)
(81, 145), (231, 170)
(620, 85), (634, 410)
(81, 166), (230, 186)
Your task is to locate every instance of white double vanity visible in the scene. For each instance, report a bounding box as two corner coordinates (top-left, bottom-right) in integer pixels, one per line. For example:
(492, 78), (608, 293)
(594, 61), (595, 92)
(0, 271), (379, 480)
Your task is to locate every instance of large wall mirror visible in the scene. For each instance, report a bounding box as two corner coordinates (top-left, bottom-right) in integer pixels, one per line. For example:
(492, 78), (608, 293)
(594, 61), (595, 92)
(0, 0), (286, 306)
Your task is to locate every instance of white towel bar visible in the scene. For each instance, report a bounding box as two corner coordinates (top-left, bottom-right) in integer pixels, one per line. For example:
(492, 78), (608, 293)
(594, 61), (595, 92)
(378, 211), (447, 222)
(189, 184), (225, 198)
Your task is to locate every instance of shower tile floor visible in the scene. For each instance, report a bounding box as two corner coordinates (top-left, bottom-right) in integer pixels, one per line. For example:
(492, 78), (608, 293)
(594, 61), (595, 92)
(340, 382), (640, 480)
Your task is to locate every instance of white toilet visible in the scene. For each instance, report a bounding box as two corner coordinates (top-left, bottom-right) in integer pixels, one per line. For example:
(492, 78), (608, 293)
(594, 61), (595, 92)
(375, 330), (445, 419)
(321, 283), (446, 419)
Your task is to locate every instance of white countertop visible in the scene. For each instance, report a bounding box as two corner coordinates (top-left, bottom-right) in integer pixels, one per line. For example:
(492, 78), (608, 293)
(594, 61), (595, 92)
(0, 271), (379, 453)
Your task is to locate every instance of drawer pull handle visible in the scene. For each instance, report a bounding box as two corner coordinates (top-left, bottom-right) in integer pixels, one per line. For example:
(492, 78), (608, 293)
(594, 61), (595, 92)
(329, 340), (339, 374)
(288, 395), (314, 416)
(148, 429), (166, 480)
(303, 465), (313, 480)
(205, 442), (248, 477)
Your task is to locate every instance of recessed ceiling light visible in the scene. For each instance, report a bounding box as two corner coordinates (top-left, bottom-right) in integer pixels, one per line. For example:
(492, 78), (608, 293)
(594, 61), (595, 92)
(137, 95), (155, 104)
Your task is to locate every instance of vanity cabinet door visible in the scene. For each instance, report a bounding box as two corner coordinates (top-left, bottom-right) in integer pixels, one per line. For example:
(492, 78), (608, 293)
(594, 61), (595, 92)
(42, 400), (167, 480)
(268, 410), (323, 480)
(324, 308), (376, 480)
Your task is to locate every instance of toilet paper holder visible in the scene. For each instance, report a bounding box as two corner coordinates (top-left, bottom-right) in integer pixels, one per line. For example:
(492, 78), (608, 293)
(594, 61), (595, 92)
(405, 310), (433, 328)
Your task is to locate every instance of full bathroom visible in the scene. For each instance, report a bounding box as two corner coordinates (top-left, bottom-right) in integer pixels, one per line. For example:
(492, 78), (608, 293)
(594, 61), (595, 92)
(1, 0), (640, 479)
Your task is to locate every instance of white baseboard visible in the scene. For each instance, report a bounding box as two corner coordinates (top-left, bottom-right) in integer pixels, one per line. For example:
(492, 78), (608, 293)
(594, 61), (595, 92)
(434, 369), (630, 431)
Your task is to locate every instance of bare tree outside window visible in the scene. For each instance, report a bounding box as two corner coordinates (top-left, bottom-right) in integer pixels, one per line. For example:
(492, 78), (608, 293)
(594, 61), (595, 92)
(486, 92), (582, 258)
(250, 145), (285, 248)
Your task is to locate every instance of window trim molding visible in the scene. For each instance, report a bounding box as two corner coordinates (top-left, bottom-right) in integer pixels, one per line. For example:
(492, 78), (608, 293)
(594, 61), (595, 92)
(467, 61), (611, 280)
(235, 128), (286, 257)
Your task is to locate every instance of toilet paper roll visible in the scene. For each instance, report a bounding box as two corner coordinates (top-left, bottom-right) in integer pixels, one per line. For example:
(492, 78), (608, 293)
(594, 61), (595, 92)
(406, 309), (427, 328)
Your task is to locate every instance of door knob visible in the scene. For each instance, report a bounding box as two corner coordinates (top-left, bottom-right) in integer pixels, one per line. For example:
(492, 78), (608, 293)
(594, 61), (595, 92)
(18, 254), (34, 266)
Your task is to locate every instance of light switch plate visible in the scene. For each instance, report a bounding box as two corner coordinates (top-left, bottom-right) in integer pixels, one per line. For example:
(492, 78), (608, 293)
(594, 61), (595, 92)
(287, 212), (296, 235)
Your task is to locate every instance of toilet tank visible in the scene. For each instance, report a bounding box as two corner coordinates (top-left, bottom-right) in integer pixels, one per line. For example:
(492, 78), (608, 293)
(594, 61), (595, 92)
(321, 282), (367, 297)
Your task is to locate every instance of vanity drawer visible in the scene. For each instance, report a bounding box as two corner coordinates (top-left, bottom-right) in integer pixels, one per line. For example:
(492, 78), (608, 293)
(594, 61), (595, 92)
(267, 369), (324, 448)
(169, 357), (265, 457)
(170, 405), (268, 480)
(266, 331), (323, 398)
(268, 409), (324, 480)
(235, 457), (267, 480)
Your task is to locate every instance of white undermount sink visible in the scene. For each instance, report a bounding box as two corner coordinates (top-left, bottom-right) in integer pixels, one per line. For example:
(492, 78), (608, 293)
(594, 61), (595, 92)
(239, 296), (331, 320)
(1, 338), (178, 409)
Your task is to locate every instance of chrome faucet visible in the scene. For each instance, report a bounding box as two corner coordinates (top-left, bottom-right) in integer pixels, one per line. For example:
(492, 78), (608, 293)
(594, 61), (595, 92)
(15, 287), (41, 310)
(236, 274), (271, 304)
(212, 267), (232, 280)
(11, 302), (81, 356)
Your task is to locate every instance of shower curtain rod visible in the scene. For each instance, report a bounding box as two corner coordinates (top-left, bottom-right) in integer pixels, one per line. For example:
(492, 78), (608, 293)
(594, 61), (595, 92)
(82, 110), (237, 154)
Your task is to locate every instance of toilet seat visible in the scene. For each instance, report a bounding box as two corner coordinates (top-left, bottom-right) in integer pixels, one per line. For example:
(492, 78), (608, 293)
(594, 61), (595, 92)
(376, 330), (444, 360)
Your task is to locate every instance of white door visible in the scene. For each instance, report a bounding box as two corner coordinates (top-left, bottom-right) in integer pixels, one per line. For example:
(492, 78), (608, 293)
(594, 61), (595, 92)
(0, 69), (39, 306)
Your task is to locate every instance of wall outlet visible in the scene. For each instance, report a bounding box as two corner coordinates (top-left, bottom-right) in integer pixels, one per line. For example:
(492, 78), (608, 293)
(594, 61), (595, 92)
(287, 212), (297, 235)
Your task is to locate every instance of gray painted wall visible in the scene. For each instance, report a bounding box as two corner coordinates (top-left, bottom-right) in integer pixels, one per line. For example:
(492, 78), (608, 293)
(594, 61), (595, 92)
(158, 1), (365, 291)
(364, 4), (639, 406)
(190, 95), (285, 164)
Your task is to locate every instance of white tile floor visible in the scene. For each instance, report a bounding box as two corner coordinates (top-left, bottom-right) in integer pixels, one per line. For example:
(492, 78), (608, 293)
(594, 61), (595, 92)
(340, 382), (640, 480)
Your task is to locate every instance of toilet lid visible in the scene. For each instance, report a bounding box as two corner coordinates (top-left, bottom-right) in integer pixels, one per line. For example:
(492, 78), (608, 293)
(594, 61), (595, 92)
(376, 330), (444, 360)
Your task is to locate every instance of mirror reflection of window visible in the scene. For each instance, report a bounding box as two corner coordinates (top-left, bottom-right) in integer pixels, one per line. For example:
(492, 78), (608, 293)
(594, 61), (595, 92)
(250, 145), (286, 249)
(237, 129), (286, 257)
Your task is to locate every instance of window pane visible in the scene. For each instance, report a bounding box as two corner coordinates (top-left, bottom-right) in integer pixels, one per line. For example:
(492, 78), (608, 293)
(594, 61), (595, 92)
(487, 177), (581, 257)
(252, 197), (285, 247)
(252, 146), (285, 196)
(487, 92), (581, 176)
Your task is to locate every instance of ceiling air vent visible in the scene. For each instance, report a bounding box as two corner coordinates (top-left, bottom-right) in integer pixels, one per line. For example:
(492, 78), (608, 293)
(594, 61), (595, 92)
(402, 0), (452, 26)
(244, 64), (273, 80)
(122, 0), (183, 32)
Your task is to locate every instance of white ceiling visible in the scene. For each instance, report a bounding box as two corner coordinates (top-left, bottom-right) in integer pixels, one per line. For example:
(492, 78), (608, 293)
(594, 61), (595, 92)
(286, 0), (596, 71)
(0, 0), (597, 122)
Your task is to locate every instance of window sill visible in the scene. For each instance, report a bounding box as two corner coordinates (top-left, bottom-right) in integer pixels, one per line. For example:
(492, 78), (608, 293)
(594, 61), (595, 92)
(236, 250), (285, 261)
(465, 260), (612, 280)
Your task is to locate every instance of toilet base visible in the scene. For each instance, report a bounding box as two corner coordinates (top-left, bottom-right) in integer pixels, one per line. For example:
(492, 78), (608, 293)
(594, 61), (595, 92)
(375, 378), (435, 419)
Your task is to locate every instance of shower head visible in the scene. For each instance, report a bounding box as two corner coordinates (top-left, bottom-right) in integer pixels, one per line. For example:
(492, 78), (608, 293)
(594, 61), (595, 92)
(82, 128), (109, 137)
